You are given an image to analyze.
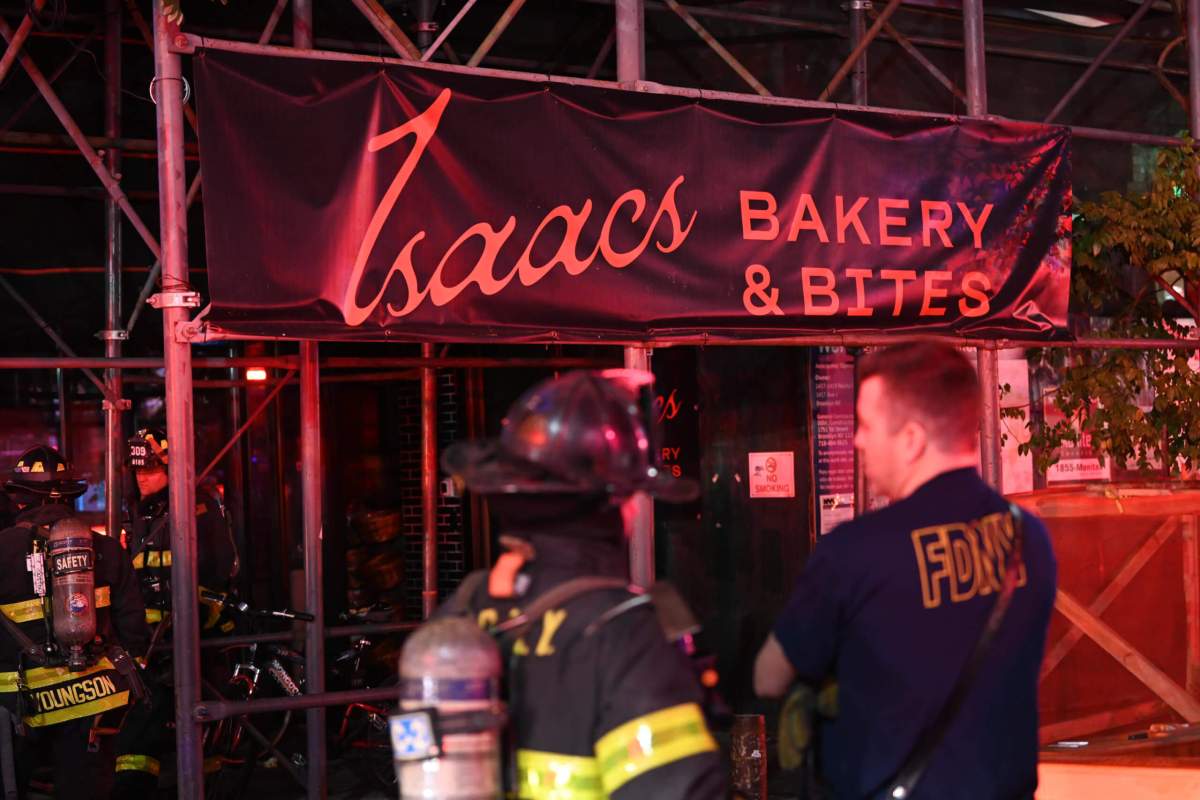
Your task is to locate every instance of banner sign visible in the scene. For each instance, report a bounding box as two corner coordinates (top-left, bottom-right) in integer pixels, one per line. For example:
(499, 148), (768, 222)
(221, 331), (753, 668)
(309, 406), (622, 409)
(195, 50), (1071, 343)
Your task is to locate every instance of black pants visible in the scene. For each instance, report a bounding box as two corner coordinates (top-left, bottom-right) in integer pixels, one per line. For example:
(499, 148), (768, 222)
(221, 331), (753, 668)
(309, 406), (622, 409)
(14, 715), (115, 800)
(112, 682), (173, 795)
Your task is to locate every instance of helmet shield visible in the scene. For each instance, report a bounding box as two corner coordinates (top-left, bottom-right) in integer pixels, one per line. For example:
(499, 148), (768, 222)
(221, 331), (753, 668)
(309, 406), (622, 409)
(126, 428), (168, 470)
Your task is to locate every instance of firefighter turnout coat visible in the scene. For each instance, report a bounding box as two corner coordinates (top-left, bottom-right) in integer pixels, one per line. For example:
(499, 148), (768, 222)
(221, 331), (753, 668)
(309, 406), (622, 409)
(0, 504), (149, 728)
(443, 529), (725, 800)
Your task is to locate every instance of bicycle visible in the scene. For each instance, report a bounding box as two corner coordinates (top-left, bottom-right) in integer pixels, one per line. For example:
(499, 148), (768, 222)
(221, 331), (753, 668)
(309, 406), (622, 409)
(197, 590), (315, 800)
(329, 605), (405, 794)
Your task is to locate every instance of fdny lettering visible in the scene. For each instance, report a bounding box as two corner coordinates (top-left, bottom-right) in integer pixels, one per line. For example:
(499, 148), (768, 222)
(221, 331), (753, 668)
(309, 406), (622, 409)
(50, 549), (93, 577)
(911, 511), (1027, 610)
(34, 674), (117, 712)
(476, 607), (569, 658)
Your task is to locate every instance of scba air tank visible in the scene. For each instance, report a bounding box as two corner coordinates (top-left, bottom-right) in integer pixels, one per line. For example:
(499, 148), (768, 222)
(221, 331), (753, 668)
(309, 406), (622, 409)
(47, 517), (96, 671)
(396, 617), (503, 799)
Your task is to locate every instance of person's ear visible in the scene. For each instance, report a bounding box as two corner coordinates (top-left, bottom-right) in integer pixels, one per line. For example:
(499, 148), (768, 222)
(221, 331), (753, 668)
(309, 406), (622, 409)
(900, 420), (928, 465)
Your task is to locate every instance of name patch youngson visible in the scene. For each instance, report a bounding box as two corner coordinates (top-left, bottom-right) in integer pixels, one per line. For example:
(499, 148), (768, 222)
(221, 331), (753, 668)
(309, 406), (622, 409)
(33, 674), (118, 712)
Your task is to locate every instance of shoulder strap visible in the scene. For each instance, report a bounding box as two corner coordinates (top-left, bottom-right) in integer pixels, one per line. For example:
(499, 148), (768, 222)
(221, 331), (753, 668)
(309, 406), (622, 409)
(490, 576), (632, 640)
(435, 570), (489, 619)
(0, 611), (43, 666)
(880, 503), (1026, 800)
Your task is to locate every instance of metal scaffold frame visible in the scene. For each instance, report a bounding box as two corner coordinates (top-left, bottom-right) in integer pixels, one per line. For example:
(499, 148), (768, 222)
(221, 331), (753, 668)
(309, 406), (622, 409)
(1, 0), (1200, 795)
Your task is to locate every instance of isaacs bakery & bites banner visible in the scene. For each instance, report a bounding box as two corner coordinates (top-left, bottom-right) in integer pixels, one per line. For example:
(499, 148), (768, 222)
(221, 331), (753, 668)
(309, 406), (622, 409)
(195, 50), (1071, 343)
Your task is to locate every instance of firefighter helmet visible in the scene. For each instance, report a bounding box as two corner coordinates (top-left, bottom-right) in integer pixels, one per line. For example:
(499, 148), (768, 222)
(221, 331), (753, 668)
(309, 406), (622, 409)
(442, 370), (697, 502)
(126, 427), (168, 470)
(4, 445), (87, 499)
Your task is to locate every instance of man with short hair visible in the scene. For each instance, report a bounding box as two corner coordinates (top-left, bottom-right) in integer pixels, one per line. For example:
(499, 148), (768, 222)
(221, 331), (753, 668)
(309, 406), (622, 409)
(755, 342), (1057, 800)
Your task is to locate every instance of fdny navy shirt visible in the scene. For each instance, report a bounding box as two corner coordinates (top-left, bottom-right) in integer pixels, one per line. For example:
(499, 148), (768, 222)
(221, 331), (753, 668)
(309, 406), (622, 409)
(773, 468), (1056, 800)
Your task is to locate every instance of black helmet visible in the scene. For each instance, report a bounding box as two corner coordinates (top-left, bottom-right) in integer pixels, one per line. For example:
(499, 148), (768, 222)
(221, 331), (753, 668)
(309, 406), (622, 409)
(5, 445), (87, 500)
(126, 427), (168, 470)
(442, 370), (697, 503)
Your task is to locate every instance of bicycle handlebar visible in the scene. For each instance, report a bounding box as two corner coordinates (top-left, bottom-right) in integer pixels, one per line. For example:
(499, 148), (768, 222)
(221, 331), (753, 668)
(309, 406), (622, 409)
(199, 589), (316, 623)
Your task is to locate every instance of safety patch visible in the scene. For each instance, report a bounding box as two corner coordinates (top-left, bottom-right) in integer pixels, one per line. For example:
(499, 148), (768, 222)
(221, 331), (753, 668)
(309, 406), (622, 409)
(49, 547), (93, 577)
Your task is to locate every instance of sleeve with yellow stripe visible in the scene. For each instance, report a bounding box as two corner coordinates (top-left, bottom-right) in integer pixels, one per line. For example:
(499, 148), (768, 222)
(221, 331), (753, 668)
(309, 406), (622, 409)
(591, 604), (725, 799)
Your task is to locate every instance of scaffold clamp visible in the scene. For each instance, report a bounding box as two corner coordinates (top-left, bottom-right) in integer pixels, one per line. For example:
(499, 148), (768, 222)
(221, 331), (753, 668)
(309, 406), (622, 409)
(149, 291), (202, 310)
(96, 329), (129, 342)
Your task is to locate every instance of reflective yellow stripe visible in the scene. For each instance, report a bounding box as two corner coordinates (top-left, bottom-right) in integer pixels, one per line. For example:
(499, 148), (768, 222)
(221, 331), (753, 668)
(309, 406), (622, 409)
(594, 703), (716, 795)
(0, 658), (128, 727)
(132, 550), (172, 569)
(199, 587), (224, 630)
(116, 754), (160, 776)
(0, 598), (44, 624)
(0, 586), (111, 624)
(145, 609), (166, 624)
(0, 658), (116, 692)
(516, 749), (602, 800)
(204, 757), (222, 774)
(28, 689), (128, 727)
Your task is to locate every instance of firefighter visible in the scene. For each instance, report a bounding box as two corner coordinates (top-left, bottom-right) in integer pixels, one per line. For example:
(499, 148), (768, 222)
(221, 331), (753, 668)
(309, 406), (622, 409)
(437, 370), (726, 799)
(0, 445), (149, 800)
(122, 426), (239, 614)
(114, 426), (239, 790)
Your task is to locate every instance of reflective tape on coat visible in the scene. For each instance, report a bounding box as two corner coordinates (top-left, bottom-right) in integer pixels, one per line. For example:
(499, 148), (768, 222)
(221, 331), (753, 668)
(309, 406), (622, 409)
(594, 703), (717, 794)
(0, 658), (129, 727)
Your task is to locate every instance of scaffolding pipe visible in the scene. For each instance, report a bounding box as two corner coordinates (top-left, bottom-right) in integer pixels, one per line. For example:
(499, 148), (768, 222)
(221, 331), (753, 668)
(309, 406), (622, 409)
(663, 0), (770, 96)
(197, 620), (421, 649)
(818, 0), (902, 102)
(962, 0), (1001, 491)
(615, 0), (643, 83)
(0, 16), (162, 261)
(962, 0), (987, 114)
(615, 2), (655, 588)
(288, 5), (326, 797)
(55, 368), (67, 459)
(1190, 0), (1200, 139)
(588, 28), (616, 79)
(300, 342), (326, 798)
(422, 342), (439, 618)
(0, 275), (118, 404)
(257, 0), (290, 45)
(103, 0), (125, 563)
(1044, 0), (1157, 124)
(876, 16), (967, 105)
(226, 347), (250, 599)
(196, 685), (402, 723)
(153, 1), (203, 797)
(173, 32), (1187, 150)
(468, 0), (528, 68)
(196, 368), (296, 485)
(849, 4), (867, 520)
(422, 0), (478, 62)
(125, 172), (201, 336)
(349, 0), (420, 59)
(0, 130), (188, 154)
(849, 0), (869, 106)
(0, 0), (45, 86)
(125, 0), (200, 133)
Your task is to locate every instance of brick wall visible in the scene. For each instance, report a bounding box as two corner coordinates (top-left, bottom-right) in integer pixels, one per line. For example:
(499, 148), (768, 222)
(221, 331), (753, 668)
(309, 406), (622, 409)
(399, 371), (467, 620)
